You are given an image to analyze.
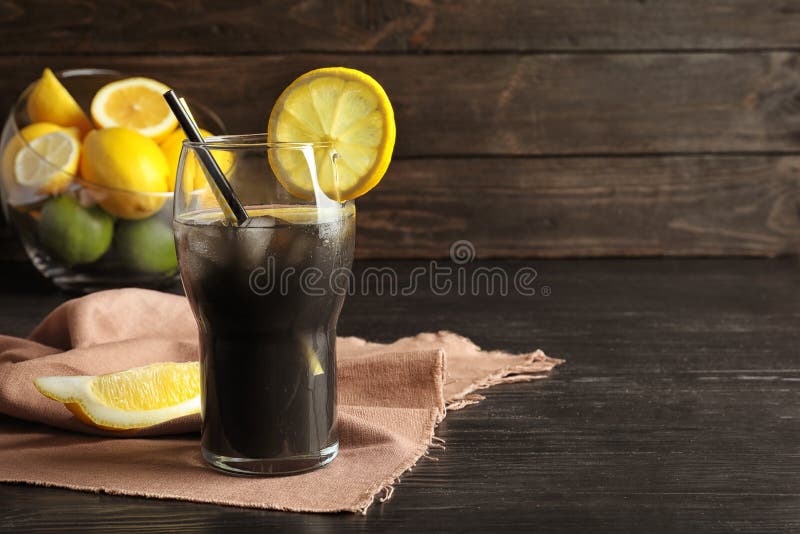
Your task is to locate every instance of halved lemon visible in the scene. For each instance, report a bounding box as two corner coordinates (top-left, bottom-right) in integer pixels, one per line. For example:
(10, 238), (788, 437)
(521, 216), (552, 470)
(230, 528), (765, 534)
(14, 130), (80, 195)
(267, 67), (395, 201)
(90, 77), (178, 142)
(2, 123), (80, 200)
(26, 68), (93, 137)
(34, 362), (200, 430)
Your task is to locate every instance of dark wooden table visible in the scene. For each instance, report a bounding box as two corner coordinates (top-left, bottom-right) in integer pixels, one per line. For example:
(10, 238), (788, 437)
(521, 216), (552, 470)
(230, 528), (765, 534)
(0, 258), (798, 533)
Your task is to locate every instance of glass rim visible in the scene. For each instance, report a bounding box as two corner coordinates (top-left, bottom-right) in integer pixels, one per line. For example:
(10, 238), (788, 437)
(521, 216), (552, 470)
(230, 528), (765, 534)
(183, 133), (333, 150)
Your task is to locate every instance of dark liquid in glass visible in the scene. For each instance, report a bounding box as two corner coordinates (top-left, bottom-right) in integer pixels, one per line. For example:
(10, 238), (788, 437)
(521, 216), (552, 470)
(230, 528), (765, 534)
(175, 206), (354, 474)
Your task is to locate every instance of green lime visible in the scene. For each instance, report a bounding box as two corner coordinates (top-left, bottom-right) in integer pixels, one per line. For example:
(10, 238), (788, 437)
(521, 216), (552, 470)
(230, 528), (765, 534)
(38, 195), (114, 266)
(116, 217), (178, 273)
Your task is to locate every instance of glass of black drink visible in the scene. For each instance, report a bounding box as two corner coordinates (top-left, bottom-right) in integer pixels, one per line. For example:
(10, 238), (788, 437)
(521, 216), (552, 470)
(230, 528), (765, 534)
(173, 135), (354, 475)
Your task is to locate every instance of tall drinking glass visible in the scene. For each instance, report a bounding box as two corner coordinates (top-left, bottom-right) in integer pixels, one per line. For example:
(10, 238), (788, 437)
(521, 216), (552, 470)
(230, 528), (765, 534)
(173, 134), (355, 475)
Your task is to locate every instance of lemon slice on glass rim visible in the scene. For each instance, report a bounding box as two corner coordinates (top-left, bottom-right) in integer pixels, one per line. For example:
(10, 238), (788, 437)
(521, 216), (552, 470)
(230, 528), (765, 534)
(267, 67), (395, 201)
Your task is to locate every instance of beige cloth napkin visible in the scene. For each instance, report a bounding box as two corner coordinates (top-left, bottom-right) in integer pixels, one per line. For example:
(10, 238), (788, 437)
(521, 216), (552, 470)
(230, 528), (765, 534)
(0, 289), (562, 513)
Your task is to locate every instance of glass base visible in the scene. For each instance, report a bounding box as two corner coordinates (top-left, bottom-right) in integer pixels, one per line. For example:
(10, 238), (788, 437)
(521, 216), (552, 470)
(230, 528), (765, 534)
(202, 442), (339, 476)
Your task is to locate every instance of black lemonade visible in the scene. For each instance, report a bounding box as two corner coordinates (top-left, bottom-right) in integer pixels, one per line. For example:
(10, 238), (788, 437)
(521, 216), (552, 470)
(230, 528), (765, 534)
(175, 204), (354, 474)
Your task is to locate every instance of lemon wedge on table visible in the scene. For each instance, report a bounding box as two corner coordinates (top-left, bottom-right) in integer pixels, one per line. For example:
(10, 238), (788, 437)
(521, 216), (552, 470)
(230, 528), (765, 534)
(26, 68), (93, 137)
(34, 353), (325, 430)
(267, 67), (395, 201)
(14, 130), (80, 195)
(34, 362), (200, 431)
(91, 77), (178, 142)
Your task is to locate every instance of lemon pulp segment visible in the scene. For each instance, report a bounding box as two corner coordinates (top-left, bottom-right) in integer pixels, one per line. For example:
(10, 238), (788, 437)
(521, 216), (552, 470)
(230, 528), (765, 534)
(267, 67), (395, 201)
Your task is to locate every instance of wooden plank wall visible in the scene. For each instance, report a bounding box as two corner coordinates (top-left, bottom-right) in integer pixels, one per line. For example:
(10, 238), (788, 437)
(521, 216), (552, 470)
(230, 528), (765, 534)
(1, 0), (800, 258)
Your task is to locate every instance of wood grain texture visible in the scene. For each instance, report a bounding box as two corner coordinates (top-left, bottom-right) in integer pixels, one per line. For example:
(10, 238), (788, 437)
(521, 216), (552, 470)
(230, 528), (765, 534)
(1, 4), (799, 258)
(357, 156), (800, 257)
(3, 53), (800, 157)
(2, 0), (800, 53)
(2, 155), (799, 260)
(0, 258), (799, 532)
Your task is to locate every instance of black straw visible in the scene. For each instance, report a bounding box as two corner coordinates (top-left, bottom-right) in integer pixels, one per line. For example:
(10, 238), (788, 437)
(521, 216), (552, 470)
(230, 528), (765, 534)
(163, 90), (248, 226)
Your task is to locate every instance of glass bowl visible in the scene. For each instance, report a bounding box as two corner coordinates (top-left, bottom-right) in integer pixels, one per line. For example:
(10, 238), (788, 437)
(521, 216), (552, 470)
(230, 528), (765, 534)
(0, 69), (225, 292)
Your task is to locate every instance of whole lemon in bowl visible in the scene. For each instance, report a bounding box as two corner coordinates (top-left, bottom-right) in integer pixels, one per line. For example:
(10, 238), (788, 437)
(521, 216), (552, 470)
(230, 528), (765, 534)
(159, 128), (234, 192)
(80, 127), (170, 219)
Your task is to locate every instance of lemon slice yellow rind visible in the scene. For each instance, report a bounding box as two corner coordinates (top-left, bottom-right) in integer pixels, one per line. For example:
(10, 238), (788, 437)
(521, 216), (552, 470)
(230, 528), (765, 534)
(33, 362), (201, 431)
(14, 130), (80, 195)
(26, 68), (93, 137)
(90, 77), (178, 142)
(267, 67), (395, 201)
